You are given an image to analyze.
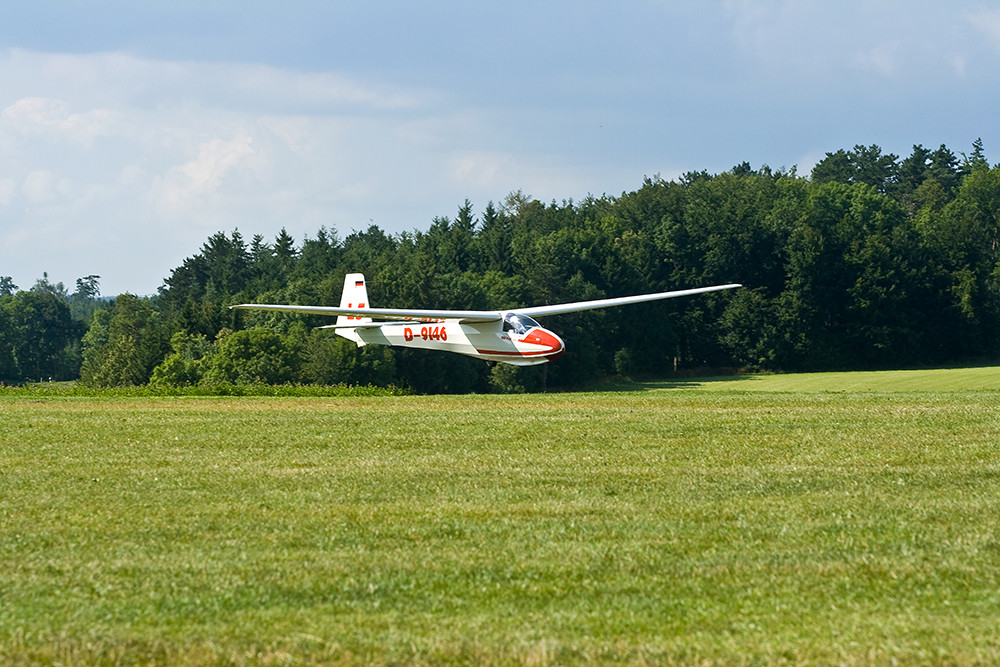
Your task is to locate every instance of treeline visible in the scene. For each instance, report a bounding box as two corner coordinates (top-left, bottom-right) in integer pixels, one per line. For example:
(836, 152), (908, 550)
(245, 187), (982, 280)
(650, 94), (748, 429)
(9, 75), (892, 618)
(0, 274), (99, 382)
(2, 141), (998, 392)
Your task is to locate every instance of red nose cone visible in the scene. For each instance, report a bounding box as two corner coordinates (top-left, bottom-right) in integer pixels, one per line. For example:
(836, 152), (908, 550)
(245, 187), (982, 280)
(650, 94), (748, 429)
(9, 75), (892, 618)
(523, 328), (565, 358)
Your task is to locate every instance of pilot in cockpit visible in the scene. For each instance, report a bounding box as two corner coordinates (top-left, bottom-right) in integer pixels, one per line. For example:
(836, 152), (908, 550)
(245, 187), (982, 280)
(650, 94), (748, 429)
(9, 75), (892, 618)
(502, 313), (540, 336)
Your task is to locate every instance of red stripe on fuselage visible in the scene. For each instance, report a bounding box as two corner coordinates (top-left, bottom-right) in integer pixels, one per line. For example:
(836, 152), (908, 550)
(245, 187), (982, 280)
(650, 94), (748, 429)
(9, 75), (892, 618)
(475, 348), (556, 357)
(476, 327), (564, 359)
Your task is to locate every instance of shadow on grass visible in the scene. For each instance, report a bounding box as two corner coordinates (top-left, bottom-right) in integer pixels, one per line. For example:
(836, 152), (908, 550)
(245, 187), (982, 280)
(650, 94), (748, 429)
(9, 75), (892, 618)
(578, 373), (759, 393)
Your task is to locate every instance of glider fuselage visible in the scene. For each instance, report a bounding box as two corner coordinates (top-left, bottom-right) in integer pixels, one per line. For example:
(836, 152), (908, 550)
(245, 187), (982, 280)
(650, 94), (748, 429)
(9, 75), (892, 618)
(350, 315), (564, 366)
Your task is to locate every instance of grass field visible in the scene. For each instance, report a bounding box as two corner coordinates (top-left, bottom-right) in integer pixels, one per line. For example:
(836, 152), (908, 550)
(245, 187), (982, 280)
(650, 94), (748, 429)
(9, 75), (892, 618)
(622, 365), (1000, 393)
(2, 368), (1000, 664)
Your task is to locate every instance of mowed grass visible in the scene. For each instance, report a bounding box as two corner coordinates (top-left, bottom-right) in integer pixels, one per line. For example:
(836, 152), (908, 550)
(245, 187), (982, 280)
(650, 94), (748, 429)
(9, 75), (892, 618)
(635, 365), (1000, 393)
(2, 370), (1000, 664)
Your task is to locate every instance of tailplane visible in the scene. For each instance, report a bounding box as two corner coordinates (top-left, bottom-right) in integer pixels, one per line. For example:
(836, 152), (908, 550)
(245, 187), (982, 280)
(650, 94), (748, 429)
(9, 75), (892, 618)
(335, 273), (372, 345)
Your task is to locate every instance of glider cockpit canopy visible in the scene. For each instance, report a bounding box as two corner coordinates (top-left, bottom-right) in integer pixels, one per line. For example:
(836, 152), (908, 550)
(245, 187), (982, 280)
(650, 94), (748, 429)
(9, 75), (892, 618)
(503, 313), (540, 335)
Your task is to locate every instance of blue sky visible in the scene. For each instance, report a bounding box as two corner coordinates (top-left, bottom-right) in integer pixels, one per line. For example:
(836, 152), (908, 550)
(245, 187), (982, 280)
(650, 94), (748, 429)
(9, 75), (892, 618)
(2, 1), (999, 296)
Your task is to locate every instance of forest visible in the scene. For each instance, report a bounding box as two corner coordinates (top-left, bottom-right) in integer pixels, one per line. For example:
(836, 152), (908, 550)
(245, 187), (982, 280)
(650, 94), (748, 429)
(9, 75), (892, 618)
(2, 141), (998, 393)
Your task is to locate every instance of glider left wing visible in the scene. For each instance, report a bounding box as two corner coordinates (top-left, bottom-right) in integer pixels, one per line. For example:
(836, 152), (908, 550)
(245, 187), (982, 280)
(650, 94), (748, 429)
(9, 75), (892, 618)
(229, 303), (502, 324)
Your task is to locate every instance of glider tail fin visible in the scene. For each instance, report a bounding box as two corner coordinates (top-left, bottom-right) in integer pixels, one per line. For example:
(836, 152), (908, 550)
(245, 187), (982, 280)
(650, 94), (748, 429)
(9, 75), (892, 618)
(335, 273), (372, 346)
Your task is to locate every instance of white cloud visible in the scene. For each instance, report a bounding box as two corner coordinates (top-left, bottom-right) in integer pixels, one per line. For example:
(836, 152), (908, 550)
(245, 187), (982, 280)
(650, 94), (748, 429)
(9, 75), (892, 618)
(951, 54), (968, 78)
(723, 1), (995, 84)
(3, 96), (122, 146)
(853, 41), (899, 77)
(449, 151), (511, 191)
(154, 132), (257, 211)
(21, 169), (68, 202)
(0, 177), (14, 204)
(967, 7), (1000, 47)
(1, 48), (430, 115)
(447, 150), (591, 197)
(723, 0), (845, 75)
(794, 150), (825, 177)
(219, 62), (430, 112)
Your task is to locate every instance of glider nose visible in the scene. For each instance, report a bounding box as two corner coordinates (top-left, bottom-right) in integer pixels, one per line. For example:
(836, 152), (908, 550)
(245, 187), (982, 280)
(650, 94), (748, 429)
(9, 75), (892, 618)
(524, 328), (565, 359)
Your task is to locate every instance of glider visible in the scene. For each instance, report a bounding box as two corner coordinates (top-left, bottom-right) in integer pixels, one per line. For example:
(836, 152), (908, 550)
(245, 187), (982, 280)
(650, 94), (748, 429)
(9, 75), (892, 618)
(232, 273), (741, 366)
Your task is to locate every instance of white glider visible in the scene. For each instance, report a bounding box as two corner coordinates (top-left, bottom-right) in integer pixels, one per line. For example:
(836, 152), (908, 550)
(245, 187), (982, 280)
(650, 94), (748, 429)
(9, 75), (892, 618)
(232, 273), (741, 366)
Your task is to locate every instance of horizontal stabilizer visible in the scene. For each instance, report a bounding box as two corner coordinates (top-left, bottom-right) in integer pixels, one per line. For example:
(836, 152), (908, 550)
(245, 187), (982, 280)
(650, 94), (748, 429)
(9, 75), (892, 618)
(316, 322), (393, 330)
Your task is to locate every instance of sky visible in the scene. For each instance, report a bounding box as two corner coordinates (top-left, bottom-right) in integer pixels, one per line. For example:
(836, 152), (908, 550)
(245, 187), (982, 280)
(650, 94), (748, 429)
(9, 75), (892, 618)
(2, 1), (999, 297)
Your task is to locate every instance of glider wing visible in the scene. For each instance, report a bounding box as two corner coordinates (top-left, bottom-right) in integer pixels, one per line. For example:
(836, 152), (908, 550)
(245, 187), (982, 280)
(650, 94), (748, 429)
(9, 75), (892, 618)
(515, 284), (742, 318)
(230, 303), (502, 324)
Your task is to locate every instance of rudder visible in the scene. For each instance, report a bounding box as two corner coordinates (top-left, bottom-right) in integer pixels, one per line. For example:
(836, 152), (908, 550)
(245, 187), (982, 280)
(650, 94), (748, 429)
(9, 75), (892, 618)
(335, 273), (372, 345)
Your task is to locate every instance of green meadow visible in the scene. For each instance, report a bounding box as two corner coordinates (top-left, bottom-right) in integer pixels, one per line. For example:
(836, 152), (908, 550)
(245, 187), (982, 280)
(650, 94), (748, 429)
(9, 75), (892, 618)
(2, 368), (1000, 664)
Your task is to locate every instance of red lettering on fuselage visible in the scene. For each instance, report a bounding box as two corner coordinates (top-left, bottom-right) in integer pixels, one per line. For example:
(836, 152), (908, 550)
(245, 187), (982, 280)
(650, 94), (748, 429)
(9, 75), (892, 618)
(419, 326), (447, 341)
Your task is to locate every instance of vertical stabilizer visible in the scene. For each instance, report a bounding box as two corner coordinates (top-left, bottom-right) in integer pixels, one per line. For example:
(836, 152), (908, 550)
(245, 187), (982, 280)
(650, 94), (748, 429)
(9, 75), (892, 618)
(335, 273), (372, 346)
